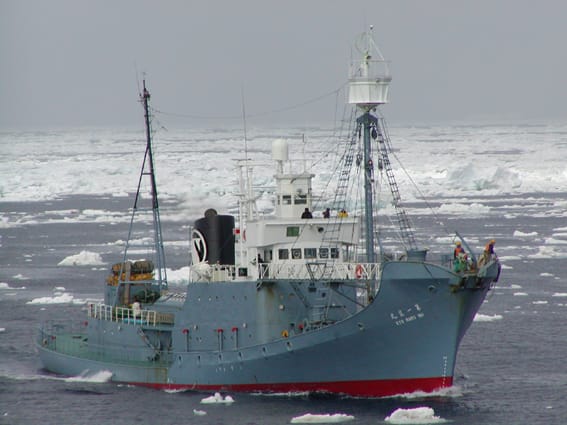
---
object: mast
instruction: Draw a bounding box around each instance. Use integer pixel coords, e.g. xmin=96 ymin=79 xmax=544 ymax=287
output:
xmin=141 ymin=80 xmax=168 ymax=290
xmin=348 ymin=27 xmax=392 ymax=264
xmin=120 ymin=81 xmax=167 ymax=292
xmin=358 ymin=111 xmax=378 ymax=263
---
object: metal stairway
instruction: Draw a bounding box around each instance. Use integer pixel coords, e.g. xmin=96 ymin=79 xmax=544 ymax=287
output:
xmin=318 ymin=117 xmax=359 ymax=278
xmin=376 ymin=117 xmax=417 ymax=250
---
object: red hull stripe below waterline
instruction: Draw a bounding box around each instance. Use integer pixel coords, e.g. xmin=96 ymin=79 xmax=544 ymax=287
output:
xmin=132 ymin=377 xmax=452 ymax=397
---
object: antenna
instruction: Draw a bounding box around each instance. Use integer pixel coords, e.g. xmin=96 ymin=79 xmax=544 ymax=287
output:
xmin=241 ymin=87 xmax=254 ymax=219
xmin=302 ymin=133 xmax=307 ymax=173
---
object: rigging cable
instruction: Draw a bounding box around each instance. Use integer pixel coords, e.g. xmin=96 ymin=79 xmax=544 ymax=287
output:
xmin=149 ymin=85 xmax=346 ymax=121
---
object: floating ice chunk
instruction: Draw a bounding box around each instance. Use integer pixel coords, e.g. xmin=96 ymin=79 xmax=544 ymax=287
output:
xmin=385 ymin=407 xmax=446 ymax=424
xmin=437 ymin=202 xmax=490 ymax=216
xmin=27 ymin=290 xmax=86 ymax=305
xmin=166 ymin=266 xmax=191 ymax=285
xmin=532 ymin=300 xmax=548 ymax=305
xmin=200 ymin=392 xmax=235 ymax=404
xmin=513 ymin=230 xmax=538 ymax=238
xmin=193 ymin=409 xmax=207 ymax=416
xmin=64 ymin=370 xmax=113 ymax=383
xmin=474 ymin=314 xmax=503 ymax=322
xmin=290 ymin=413 xmax=355 ymax=423
xmin=513 ymin=292 xmax=528 ymax=296
xmin=498 ymin=256 xmax=521 ymax=262
xmin=27 ymin=293 xmax=75 ymax=304
xmin=528 ymin=246 xmax=567 ymax=259
xmin=540 ymin=272 xmax=554 ymax=277
xmin=0 ymin=328 xmax=5 ymax=333
xmin=552 ymin=293 xmax=567 ymax=297
xmin=58 ymin=250 xmax=104 ymax=266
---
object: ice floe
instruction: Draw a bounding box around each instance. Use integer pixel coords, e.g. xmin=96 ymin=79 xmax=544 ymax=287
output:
xmin=0 ymin=282 xmax=26 ymax=290
xmin=474 ymin=313 xmax=503 ymax=322
xmin=384 ymin=407 xmax=446 ymax=424
xmin=513 ymin=230 xmax=538 ymax=238
xmin=27 ymin=288 xmax=87 ymax=305
xmin=200 ymin=392 xmax=235 ymax=404
xmin=58 ymin=250 xmax=104 ymax=266
xmin=290 ymin=413 xmax=354 ymax=423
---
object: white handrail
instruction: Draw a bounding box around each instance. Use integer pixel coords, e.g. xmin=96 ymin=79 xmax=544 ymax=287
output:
xmin=189 ymin=262 xmax=381 ymax=282
xmin=88 ymin=303 xmax=157 ymax=327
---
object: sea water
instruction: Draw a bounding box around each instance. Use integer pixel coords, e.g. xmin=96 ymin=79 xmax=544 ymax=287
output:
xmin=1 ymin=124 xmax=567 ymax=424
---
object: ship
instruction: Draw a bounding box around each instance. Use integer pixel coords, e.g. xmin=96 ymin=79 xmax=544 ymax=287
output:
xmin=37 ymin=29 xmax=501 ymax=397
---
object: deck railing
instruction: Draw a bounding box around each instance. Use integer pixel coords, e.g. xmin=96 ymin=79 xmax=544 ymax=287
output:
xmin=190 ymin=261 xmax=381 ymax=282
xmin=87 ymin=303 xmax=158 ymax=326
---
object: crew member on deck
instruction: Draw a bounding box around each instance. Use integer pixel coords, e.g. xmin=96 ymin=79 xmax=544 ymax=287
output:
xmin=454 ymin=241 xmax=465 ymax=258
xmin=323 ymin=208 xmax=330 ymax=218
xmin=132 ymin=297 xmax=142 ymax=318
xmin=479 ymin=239 xmax=496 ymax=266
xmin=301 ymin=208 xmax=313 ymax=219
xmin=338 ymin=209 xmax=348 ymax=218
xmin=484 ymin=239 xmax=496 ymax=259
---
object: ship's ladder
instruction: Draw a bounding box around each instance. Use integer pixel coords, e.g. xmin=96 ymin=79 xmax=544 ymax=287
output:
xmin=376 ymin=116 xmax=417 ymax=251
xmin=319 ymin=127 xmax=358 ymax=278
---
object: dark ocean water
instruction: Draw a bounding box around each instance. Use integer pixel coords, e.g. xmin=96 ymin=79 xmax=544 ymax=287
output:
xmin=1 ymin=194 xmax=567 ymax=425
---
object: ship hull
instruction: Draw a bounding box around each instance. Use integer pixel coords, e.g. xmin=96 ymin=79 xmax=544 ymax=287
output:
xmin=37 ymin=261 xmax=499 ymax=397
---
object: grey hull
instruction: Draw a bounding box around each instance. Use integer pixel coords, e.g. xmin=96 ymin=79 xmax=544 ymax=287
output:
xmin=38 ymin=260 xmax=499 ymax=397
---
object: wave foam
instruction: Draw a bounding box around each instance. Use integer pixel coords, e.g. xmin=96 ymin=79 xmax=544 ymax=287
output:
xmin=64 ymin=370 xmax=113 ymax=383
xmin=389 ymin=385 xmax=462 ymax=400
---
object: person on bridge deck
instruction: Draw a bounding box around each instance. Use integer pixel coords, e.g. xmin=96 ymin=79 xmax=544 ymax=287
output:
xmin=301 ymin=208 xmax=313 ymax=219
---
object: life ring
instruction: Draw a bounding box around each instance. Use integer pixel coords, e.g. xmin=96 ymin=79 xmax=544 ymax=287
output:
xmin=355 ymin=264 xmax=363 ymax=279
xmin=281 ymin=329 xmax=289 ymax=338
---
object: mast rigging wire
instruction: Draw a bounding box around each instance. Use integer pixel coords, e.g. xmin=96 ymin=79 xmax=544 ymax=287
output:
xmin=149 ymin=85 xmax=346 ymax=120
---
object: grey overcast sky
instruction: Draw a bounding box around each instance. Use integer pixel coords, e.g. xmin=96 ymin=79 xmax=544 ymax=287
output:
xmin=1 ymin=0 xmax=566 ymax=129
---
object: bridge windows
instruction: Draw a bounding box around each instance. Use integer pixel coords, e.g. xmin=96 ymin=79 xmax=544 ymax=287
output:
xmin=304 ymin=248 xmax=317 ymax=259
